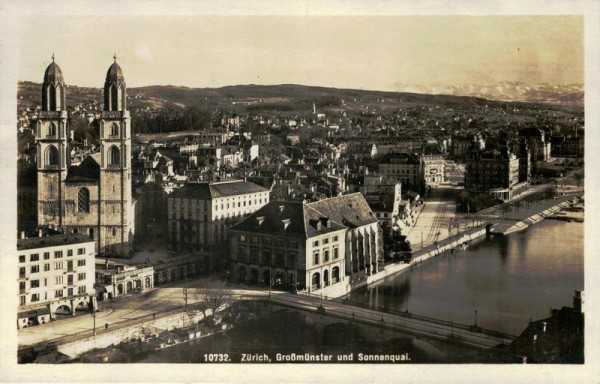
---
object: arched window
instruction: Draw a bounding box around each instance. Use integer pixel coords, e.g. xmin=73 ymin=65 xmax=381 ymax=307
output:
xmin=56 ymin=85 xmax=63 ymax=110
xmin=45 ymin=145 xmax=59 ymax=167
xmin=77 ymin=188 xmax=90 ymax=213
xmin=311 ymin=272 xmax=321 ymax=290
xmin=110 ymin=123 xmax=119 ymax=137
xmin=49 ymin=86 xmax=56 ymax=110
xmin=324 ymin=269 xmax=329 ymax=286
xmin=108 ymin=146 xmax=120 ymax=167
xmin=112 ymin=227 xmax=117 ymax=236
xmin=110 ymin=84 xmax=118 ymax=111
xmin=332 ymin=267 xmax=340 ymax=283
xmin=48 ymin=123 xmax=57 ymax=137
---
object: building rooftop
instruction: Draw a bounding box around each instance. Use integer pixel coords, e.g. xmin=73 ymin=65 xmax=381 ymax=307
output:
xmin=378 ymin=152 xmax=421 ymax=165
xmin=18 ymin=233 xmax=94 ymax=251
xmin=229 ymin=200 xmax=347 ymax=239
xmin=65 ymin=155 xmax=100 ymax=182
xmin=169 ymin=179 xmax=269 ymax=200
xmin=308 ymin=193 xmax=378 ymax=229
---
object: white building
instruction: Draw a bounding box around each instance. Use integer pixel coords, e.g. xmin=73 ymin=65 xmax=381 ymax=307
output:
xmin=167 ymin=179 xmax=270 ymax=273
xmin=17 ymin=233 xmax=96 ymax=329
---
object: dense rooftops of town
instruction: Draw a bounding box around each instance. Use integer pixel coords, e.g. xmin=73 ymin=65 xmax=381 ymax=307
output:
xmin=17 ymin=233 xmax=94 ymax=251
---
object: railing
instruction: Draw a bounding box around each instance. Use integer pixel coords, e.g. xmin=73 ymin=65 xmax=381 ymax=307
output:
xmin=332 ymin=295 xmax=518 ymax=340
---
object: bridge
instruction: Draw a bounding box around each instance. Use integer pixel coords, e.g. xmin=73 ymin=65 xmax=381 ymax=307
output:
xmin=271 ymin=291 xmax=517 ymax=349
xmin=461 ymin=192 xmax=583 ymax=235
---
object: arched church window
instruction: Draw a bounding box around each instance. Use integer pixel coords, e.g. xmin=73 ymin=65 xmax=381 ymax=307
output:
xmin=78 ymin=188 xmax=90 ymax=213
xmin=108 ymin=146 xmax=120 ymax=167
xmin=45 ymin=145 xmax=59 ymax=167
xmin=56 ymin=85 xmax=63 ymax=110
xmin=110 ymin=84 xmax=118 ymax=111
xmin=48 ymin=123 xmax=57 ymax=137
xmin=49 ymin=86 xmax=56 ymax=110
xmin=110 ymin=123 xmax=119 ymax=137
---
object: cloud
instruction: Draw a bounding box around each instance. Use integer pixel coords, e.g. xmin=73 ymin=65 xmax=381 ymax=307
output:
xmin=133 ymin=43 xmax=153 ymax=62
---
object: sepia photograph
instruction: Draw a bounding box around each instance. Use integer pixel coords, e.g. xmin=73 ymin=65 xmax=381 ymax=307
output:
xmin=1 ymin=0 xmax=599 ymax=382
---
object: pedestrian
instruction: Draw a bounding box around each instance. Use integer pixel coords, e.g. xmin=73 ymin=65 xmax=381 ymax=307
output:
xmin=105 ymin=323 xmax=108 ymax=331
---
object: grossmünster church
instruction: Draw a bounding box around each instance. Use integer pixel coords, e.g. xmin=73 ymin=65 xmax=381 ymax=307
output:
xmin=36 ymin=56 xmax=134 ymax=258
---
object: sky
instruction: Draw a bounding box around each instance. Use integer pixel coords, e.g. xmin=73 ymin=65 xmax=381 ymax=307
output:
xmin=14 ymin=15 xmax=583 ymax=91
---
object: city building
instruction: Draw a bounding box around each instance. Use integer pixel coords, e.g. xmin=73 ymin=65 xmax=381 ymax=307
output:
xmin=422 ymin=154 xmax=446 ymax=187
xmin=359 ymin=175 xmax=403 ymax=230
xmin=95 ymin=261 xmax=154 ymax=300
xmin=167 ymin=179 xmax=270 ymax=273
xmin=519 ymin=127 xmax=552 ymax=165
xmin=17 ymin=233 xmax=96 ymax=329
xmin=228 ymin=193 xmax=383 ymax=297
xmin=451 ymin=132 xmax=485 ymax=160
xmin=465 ymin=149 xmax=528 ymax=202
xmin=377 ymin=152 xmax=424 ymax=192
xmin=35 ymin=57 xmax=135 ymax=257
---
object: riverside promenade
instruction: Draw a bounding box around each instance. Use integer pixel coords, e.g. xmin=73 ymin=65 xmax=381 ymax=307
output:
xmin=354 ymin=191 xmax=583 ymax=290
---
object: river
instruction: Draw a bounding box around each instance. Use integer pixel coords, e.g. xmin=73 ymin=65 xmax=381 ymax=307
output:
xmin=348 ymin=220 xmax=584 ymax=336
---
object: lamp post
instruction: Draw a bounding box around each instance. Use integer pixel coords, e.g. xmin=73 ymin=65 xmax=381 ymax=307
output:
xmin=92 ymin=309 xmax=96 ymax=336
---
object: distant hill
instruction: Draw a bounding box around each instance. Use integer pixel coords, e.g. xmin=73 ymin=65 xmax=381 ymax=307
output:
xmin=400 ymin=82 xmax=583 ymax=108
xmin=17 ymin=81 xmax=582 ymax=113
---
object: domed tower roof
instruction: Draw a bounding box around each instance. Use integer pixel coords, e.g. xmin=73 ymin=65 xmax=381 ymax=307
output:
xmin=43 ymin=56 xmax=64 ymax=83
xmin=106 ymin=54 xmax=124 ymax=82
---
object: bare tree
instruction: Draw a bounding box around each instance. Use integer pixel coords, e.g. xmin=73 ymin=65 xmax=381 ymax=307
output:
xmin=195 ymin=280 xmax=233 ymax=318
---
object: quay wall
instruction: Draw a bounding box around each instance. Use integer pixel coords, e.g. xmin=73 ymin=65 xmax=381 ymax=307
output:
xmin=349 ymin=195 xmax=582 ymax=293
xmin=57 ymin=310 xmax=208 ymax=359
xmin=349 ymin=228 xmax=487 ymax=292
xmin=493 ymin=196 xmax=581 ymax=235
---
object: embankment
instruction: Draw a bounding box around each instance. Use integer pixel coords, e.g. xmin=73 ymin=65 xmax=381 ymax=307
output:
xmin=492 ymin=196 xmax=582 ymax=235
xmin=351 ymin=227 xmax=487 ymax=291
xmin=56 ymin=310 xmax=208 ymax=359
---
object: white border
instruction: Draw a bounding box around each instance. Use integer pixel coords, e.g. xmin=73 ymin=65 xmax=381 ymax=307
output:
xmin=1 ymin=1 xmax=598 ymax=383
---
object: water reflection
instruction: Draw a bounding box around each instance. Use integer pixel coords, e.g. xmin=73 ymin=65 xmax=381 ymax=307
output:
xmin=349 ymin=221 xmax=583 ymax=335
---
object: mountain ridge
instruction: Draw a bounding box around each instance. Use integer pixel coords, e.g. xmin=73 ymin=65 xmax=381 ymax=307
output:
xmin=17 ymin=81 xmax=583 ymax=112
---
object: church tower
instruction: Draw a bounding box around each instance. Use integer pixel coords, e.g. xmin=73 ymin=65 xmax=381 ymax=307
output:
xmin=36 ymin=55 xmax=69 ymax=228
xmin=99 ymin=55 xmax=133 ymax=257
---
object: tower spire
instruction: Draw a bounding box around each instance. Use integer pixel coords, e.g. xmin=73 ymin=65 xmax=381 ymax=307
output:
xmin=52 ymin=53 xmax=55 ymax=63
xmin=113 ymin=52 xmax=117 ymax=63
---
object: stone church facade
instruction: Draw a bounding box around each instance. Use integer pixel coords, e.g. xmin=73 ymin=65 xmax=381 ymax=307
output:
xmin=36 ymin=57 xmax=134 ymax=257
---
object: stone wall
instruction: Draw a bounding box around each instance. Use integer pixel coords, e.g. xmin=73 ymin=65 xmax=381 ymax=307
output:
xmin=57 ymin=309 xmax=208 ymax=358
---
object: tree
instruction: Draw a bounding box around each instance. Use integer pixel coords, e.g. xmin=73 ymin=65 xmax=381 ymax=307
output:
xmin=195 ymin=279 xmax=233 ymax=318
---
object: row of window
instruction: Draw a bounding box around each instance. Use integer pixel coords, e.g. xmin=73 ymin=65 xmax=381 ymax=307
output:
xmin=19 ymin=248 xmax=86 ymax=263
xmin=383 ymin=168 xmax=418 ymax=174
xmin=239 ymin=235 xmax=299 ymax=248
xmin=312 ymin=236 xmax=339 ymax=247
xmin=313 ymin=247 xmax=339 ymax=265
xmin=20 ymin=272 xmax=87 ymax=290
xmin=40 ymin=122 xmax=120 ymax=139
xmin=237 ymin=247 xmax=298 ymax=268
xmin=171 ymin=194 xmax=268 ymax=212
xmin=19 ymin=259 xmax=87 ymax=277
xmin=23 ymin=285 xmax=87 ymax=304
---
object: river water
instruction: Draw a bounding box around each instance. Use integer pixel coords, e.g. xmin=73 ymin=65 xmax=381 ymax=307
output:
xmin=348 ymin=220 xmax=584 ymax=336
xmin=74 ymin=220 xmax=582 ymax=363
